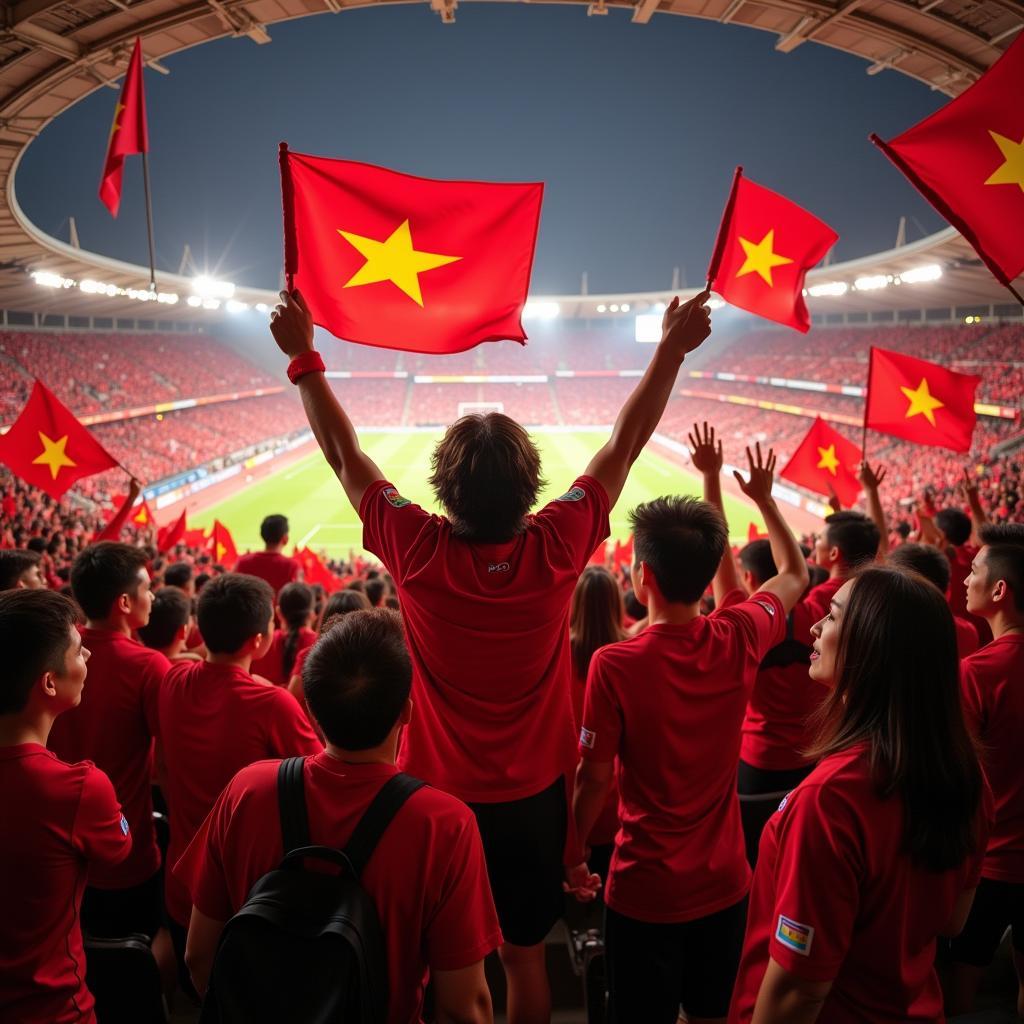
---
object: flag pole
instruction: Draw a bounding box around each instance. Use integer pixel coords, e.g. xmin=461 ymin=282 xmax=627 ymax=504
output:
xmin=705 ymin=166 xmax=743 ymax=294
xmin=141 ymin=150 xmax=157 ymax=291
xmin=1006 ymin=281 xmax=1024 ymax=307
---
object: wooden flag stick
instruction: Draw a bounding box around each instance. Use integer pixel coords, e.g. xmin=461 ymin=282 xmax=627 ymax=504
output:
xmin=141 ymin=150 xmax=157 ymax=291
xmin=1006 ymin=281 xmax=1024 ymax=307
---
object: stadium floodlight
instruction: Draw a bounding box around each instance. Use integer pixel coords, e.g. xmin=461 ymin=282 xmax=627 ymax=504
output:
xmin=807 ymin=281 xmax=849 ymax=298
xmin=201 ymin=298 xmax=221 ymax=310
xmin=225 ymin=299 xmax=249 ymax=314
xmin=191 ymin=275 xmax=235 ymax=300
xmin=706 ymin=297 xmax=725 ymax=310
xmin=621 ymin=303 xmax=630 ymax=312
xmin=635 ymin=314 xmax=662 ymax=343
xmin=187 ymin=296 xmax=202 ymax=308
xmin=255 ymin=302 xmax=269 ymax=314
xmin=898 ymin=264 xmax=942 ymax=284
xmin=596 ymin=304 xmax=607 ymax=313
xmin=610 ymin=303 xmax=620 ymax=312
xmin=854 ymin=275 xmax=889 ymax=291
xmin=522 ymin=300 xmax=560 ymax=320
xmin=31 ymin=271 xmax=74 ymax=289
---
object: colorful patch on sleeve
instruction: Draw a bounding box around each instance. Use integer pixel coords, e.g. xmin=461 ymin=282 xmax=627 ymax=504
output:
xmin=120 ymin=814 xmax=130 ymax=836
xmin=752 ymin=598 xmax=776 ymax=617
xmin=556 ymin=486 xmax=586 ymax=502
xmin=776 ymin=915 xmax=814 ymax=956
xmin=382 ymin=487 xmax=411 ymax=509
xmin=579 ymin=727 xmax=596 ymax=749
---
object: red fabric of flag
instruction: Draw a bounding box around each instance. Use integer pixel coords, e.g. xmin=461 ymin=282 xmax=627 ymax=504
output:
xmin=183 ymin=528 xmax=208 ymax=549
xmin=708 ymin=169 xmax=838 ymax=333
xmin=870 ymin=34 xmax=1024 ymax=286
xmin=0 ymin=381 xmax=119 ymax=500
xmin=864 ymin=347 xmax=980 ymax=453
xmin=280 ymin=146 xmax=544 ymax=354
xmin=157 ymin=510 xmax=187 ymax=553
xmin=208 ymin=520 xmax=238 ymax=569
xmin=296 ymin=546 xmax=340 ymax=593
xmin=107 ymin=494 xmax=154 ymax=529
xmin=99 ymin=37 xmax=148 ymax=217
xmin=779 ymin=417 xmax=862 ymax=506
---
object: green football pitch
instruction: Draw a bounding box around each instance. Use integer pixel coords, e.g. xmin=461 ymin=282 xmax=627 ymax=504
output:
xmin=192 ymin=430 xmax=765 ymax=559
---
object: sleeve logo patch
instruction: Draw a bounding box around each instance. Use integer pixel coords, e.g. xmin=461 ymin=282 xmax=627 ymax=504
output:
xmin=488 ymin=561 xmax=511 ymax=573
xmin=752 ymin=599 xmax=776 ymax=617
xmin=579 ymin=727 xmax=596 ymax=749
xmin=119 ymin=814 xmax=130 ymax=836
xmin=382 ymin=487 xmax=411 ymax=509
xmin=777 ymin=794 xmax=789 ymax=813
xmin=557 ymin=486 xmax=586 ymax=502
xmin=776 ymin=915 xmax=814 ymax=956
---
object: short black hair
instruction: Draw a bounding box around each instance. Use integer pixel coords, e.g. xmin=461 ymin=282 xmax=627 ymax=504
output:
xmin=26 ymin=536 xmax=46 ymax=554
xmin=738 ymin=539 xmax=777 ymax=587
xmin=888 ymin=543 xmax=950 ymax=594
xmin=137 ymin=587 xmax=191 ymax=650
xmin=260 ymin=514 xmax=289 ymax=546
xmin=629 ymin=496 xmax=728 ymax=604
xmin=0 ymin=590 xmax=82 ymax=714
xmin=321 ymin=588 xmax=371 ymax=623
xmin=364 ymin=579 xmax=386 ymax=607
xmin=935 ymin=508 xmax=973 ymax=547
xmin=0 ymin=549 xmax=42 ymax=591
xmin=70 ymin=542 xmax=149 ymax=621
xmin=163 ymin=561 xmax=194 ymax=590
xmin=197 ymin=573 xmax=274 ymax=654
xmin=979 ymin=524 xmax=1024 ymax=613
xmin=303 ymin=609 xmax=412 ymax=750
xmin=824 ymin=511 xmax=880 ymax=569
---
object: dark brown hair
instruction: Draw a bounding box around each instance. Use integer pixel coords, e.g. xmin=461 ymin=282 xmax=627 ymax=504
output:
xmin=0 ymin=549 xmax=42 ymax=591
xmin=429 ymin=413 xmax=545 ymax=542
xmin=979 ymin=524 xmax=1024 ymax=613
xmin=570 ymin=566 xmax=627 ymax=681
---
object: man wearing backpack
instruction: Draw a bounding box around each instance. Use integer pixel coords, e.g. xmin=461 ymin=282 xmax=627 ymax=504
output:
xmin=175 ymin=608 xmax=501 ymax=1024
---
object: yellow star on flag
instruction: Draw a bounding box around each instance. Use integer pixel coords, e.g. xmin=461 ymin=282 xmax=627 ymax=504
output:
xmin=108 ymin=102 xmax=124 ymax=142
xmin=32 ymin=431 xmax=77 ymax=481
xmin=338 ymin=219 xmax=461 ymax=307
xmin=736 ymin=229 xmax=795 ymax=286
xmin=900 ymin=377 xmax=945 ymax=426
xmin=216 ymin=542 xmax=227 ymax=561
xmin=984 ymin=130 xmax=1024 ymax=192
xmin=816 ymin=445 xmax=840 ymax=476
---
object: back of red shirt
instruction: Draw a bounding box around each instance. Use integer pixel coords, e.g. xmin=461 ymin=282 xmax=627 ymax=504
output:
xmin=236 ymin=550 xmax=300 ymax=594
xmin=174 ymin=755 xmax=502 ymax=1024
xmin=0 ymin=745 xmax=131 ymax=1024
xmin=157 ymin=660 xmax=322 ymax=924
xmin=581 ymin=593 xmax=786 ymax=922
xmin=250 ymin=626 xmax=317 ymax=685
xmin=961 ymin=634 xmax=1024 ymax=882
xmin=48 ymin=628 xmax=168 ymax=888
xmin=730 ymin=747 xmax=987 ymax=1023
xmin=360 ymin=476 xmax=609 ymax=803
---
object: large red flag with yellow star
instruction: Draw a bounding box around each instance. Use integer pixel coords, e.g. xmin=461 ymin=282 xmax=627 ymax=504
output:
xmin=707 ymin=169 xmax=838 ymax=333
xmin=870 ymin=34 xmax=1024 ymax=287
xmin=780 ymin=417 xmax=863 ymax=506
xmin=208 ymin=520 xmax=238 ymax=568
xmin=0 ymin=381 xmax=119 ymax=499
xmin=864 ymin=347 xmax=979 ymax=452
xmin=99 ymin=37 xmax=148 ymax=217
xmin=279 ymin=145 xmax=544 ymax=354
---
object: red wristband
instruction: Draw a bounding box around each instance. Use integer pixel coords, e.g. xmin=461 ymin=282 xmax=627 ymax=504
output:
xmin=287 ymin=350 xmax=325 ymax=385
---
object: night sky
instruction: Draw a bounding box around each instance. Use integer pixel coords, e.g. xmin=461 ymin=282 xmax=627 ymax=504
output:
xmin=18 ymin=5 xmax=949 ymax=295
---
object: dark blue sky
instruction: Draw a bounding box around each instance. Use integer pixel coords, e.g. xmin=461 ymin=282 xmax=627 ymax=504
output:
xmin=19 ymin=5 xmax=948 ymax=294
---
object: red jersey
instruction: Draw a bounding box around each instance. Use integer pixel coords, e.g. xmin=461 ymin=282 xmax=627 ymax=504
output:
xmin=174 ymin=755 xmax=502 ymax=1024
xmin=954 ymin=615 xmax=980 ymax=659
xmin=790 ymin=575 xmax=844 ymax=645
xmin=48 ymin=627 xmax=168 ymax=888
xmin=250 ymin=626 xmax=317 ymax=685
xmin=360 ymin=476 xmax=610 ymax=803
xmin=235 ymin=550 xmax=301 ymax=594
xmin=730 ymin=746 xmax=987 ymax=1023
xmin=580 ymin=592 xmax=786 ymax=923
xmin=961 ymin=633 xmax=1024 ymax=882
xmin=156 ymin=660 xmax=323 ymax=924
xmin=0 ymin=745 xmax=131 ymax=1024
xmin=571 ymin=661 xmax=619 ymax=847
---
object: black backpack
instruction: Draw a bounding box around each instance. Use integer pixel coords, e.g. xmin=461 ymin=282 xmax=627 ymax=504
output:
xmin=199 ymin=756 xmax=425 ymax=1024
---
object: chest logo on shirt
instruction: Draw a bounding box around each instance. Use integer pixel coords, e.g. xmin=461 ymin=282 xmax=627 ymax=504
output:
xmin=776 ymin=915 xmax=814 ymax=956
xmin=382 ymin=487 xmax=411 ymax=508
xmin=579 ymin=727 xmax=596 ymax=749
xmin=556 ymin=486 xmax=586 ymax=502
xmin=119 ymin=814 xmax=130 ymax=836
xmin=488 ymin=561 xmax=511 ymax=573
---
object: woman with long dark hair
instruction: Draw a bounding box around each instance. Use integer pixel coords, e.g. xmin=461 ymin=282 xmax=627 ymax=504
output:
xmin=250 ymin=581 xmax=316 ymax=686
xmin=729 ymin=566 xmax=987 ymax=1023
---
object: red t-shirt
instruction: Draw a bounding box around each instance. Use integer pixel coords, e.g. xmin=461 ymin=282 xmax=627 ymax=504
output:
xmin=954 ymin=615 xmax=980 ymax=659
xmin=961 ymin=633 xmax=1024 ymax=882
xmin=580 ymin=592 xmax=786 ymax=923
xmin=0 ymin=745 xmax=132 ymax=1024
xmin=789 ymin=575 xmax=844 ymax=645
xmin=360 ymin=476 xmax=610 ymax=803
xmin=571 ymin=662 xmax=619 ymax=847
xmin=729 ymin=746 xmax=987 ymax=1023
xmin=157 ymin=660 xmax=323 ymax=924
xmin=250 ymin=626 xmax=318 ymax=685
xmin=235 ymin=550 xmax=301 ymax=594
xmin=174 ymin=755 xmax=502 ymax=1024
xmin=48 ymin=627 xmax=168 ymax=888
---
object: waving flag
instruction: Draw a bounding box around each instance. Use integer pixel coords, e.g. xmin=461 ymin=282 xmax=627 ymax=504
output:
xmin=780 ymin=417 xmax=863 ymax=506
xmin=157 ymin=509 xmax=187 ymax=553
xmin=99 ymin=37 xmax=148 ymax=217
xmin=208 ymin=520 xmax=238 ymax=568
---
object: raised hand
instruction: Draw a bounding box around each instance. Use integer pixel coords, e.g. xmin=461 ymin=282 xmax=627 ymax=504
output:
xmin=270 ymin=289 xmax=314 ymax=358
xmin=733 ymin=442 xmax=777 ymax=506
xmin=127 ymin=476 xmax=143 ymax=502
xmin=960 ymin=466 xmax=979 ymax=500
xmin=826 ymin=483 xmax=842 ymax=515
xmin=660 ymin=291 xmax=712 ymax=360
xmin=687 ymin=421 xmax=723 ymax=476
xmin=858 ymin=461 xmax=887 ymax=491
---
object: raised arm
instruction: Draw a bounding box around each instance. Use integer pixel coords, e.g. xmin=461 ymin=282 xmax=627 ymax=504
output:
xmin=585 ymin=292 xmax=712 ymax=508
xmin=961 ymin=466 xmax=989 ymax=540
xmin=270 ymin=290 xmax=384 ymax=513
xmin=858 ymin=461 xmax=889 ymax=558
xmin=688 ymin=421 xmax=743 ymax=605
xmin=733 ymin=443 xmax=809 ymax=614
xmin=93 ymin=476 xmax=142 ymax=544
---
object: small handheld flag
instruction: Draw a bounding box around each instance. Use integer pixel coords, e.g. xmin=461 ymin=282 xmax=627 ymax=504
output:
xmin=208 ymin=520 xmax=238 ymax=568
xmin=779 ymin=417 xmax=863 ymax=507
xmin=157 ymin=509 xmax=187 ymax=553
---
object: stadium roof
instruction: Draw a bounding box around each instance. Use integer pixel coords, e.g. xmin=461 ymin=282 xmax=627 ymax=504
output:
xmin=0 ymin=0 xmax=1021 ymax=324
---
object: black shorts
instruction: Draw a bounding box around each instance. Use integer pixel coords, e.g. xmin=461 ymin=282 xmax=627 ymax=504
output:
xmin=604 ymin=897 xmax=749 ymax=1023
xmin=737 ymin=759 xmax=815 ymax=796
xmin=949 ymin=877 xmax=1024 ymax=967
xmin=81 ymin=870 xmax=163 ymax=940
xmin=467 ymin=777 xmax=567 ymax=947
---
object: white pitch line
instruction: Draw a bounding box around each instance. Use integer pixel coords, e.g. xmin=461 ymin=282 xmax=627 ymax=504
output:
xmin=296 ymin=523 xmax=322 ymax=548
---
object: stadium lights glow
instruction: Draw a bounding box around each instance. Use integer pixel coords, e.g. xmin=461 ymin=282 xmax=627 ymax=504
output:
xmin=522 ymin=300 xmax=560 ymax=320
xmin=621 ymin=303 xmax=630 ymax=312
xmin=634 ymin=314 xmax=662 ymax=343
xmin=898 ymin=264 xmax=942 ymax=284
xmin=854 ymin=275 xmax=891 ymax=291
xmin=706 ymin=297 xmax=725 ymax=310
xmin=201 ymin=298 xmax=221 ymax=311
xmin=187 ymin=296 xmax=202 ymax=308
xmin=225 ymin=299 xmax=249 ymax=314
xmin=32 ymin=270 xmax=178 ymax=304
xmin=254 ymin=303 xmax=269 ymax=314
xmin=596 ymin=304 xmax=607 ymax=313
xmin=807 ymin=281 xmax=849 ymax=298
xmin=610 ymin=303 xmax=620 ymax=312
xmin=31 ymin=271 xmax=75 ymax=289
xmin=191 ymin=275 xmax=235 ymax=300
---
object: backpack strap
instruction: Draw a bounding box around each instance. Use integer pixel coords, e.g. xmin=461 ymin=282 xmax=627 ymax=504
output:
xmin=343 ymin=773 xmax=425 ymax=878
xmin=277 ymin=756 xmax=310 ymax=855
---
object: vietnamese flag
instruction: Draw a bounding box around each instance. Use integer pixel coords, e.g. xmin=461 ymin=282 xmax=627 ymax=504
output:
xmin=780 ymin=417 xmax=863 ymax=507
xmin=279 ymin=146 xmax=544 ymax=354
xmin=157 ymin=509 xmax=187 ymax=553
xmin=183 ymin=528 xmax=208 ymax=549
xmin=108 ymin=493 xmax=154 ymax=529
xmin=208 ymin=520 xmax=238 ymax=568
xmin=296 ymin=546 xmax=340 ymax=593
xmin=864 ymin=347 xmax=980 ymax=452
xmin=0 ymin=381 xmax=118 ymax=500
xmin=707 ymin=168 xmax=838 ymax=333
xmin=613 ymin=535 xmax=634 ymax=567
xmin=870 ymin=34 xmax=1024 ymax=287
xmin=99 ymin=37 xmax=148 ymax=217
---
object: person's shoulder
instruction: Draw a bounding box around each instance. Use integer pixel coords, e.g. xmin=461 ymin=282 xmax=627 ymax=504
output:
xmin=229 ymin=758 xmax=282 ymax=793
xmin=164 ymin=657 xmax=201 ymax=687
xmin=122 ymin=635 xmax=172 ymax=671
xmin=589 ymin=631 xmax=651 ymax=673
xmin=401 ymin=782 xmax=479 ymax=836
xmin=965 ymin=634 xmax=1024 ymax=677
